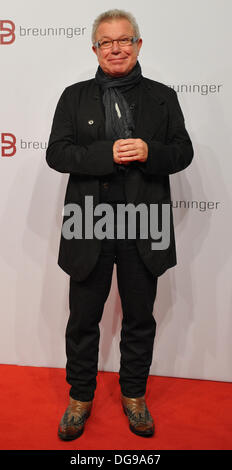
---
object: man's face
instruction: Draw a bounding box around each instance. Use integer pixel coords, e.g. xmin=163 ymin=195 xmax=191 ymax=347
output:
xmin=92 ymin=18 xmax=142 ymax=77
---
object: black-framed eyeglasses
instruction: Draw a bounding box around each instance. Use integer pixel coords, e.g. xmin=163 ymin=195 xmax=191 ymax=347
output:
xmin=94 ymin=36 xmax=138 ymax=49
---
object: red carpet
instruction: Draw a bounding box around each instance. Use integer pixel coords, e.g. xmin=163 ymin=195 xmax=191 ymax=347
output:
xmin=0 ymin=364 xmax=231 ymax=450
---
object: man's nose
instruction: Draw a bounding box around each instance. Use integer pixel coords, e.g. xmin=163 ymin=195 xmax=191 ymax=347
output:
xmin=111 ymin=40 xmax=120 ymax=52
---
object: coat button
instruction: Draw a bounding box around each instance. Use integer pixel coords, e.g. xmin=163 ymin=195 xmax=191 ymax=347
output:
xmin=88 ymin=120 xmax=94 ymax=125
xmin=102 ymin=182 xmax=109 ymax=189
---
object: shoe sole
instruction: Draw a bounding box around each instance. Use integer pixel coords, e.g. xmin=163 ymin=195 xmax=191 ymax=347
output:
xmin=122 ymin=404 xmax=155 ymax=437
xmin=58 ymin=427 xmax=84 ymax=441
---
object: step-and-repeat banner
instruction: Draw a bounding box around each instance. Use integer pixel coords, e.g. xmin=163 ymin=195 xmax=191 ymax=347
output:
xmin=1 ymin=0 xmax=231 ymax=382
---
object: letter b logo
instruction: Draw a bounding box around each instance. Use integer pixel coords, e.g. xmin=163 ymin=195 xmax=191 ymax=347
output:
xmin=0 ymin=20 xmax=16 ymax=45
xmin=1 ymin=133 xmax=17 ymax=157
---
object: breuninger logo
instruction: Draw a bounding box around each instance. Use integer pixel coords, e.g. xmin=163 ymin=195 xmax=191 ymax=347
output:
xmin=0 ymin=19 xmax=86 ymax=44
xmin=62 ymin=196 xmax=170 ymax=251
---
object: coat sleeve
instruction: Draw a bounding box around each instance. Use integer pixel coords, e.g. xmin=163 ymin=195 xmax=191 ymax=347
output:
xmin=46 ymin=88 xmax=116 ymax=176
xmin=141 ymin=89 xmax=194 ymax=175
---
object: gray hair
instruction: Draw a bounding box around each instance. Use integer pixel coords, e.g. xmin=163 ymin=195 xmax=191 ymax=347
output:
xmin=91 ymin=9 xmax=140 ymax=43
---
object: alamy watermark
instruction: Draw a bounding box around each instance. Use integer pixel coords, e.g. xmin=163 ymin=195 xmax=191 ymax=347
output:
xmin=62 ymin=196 xmax=170 ymax=251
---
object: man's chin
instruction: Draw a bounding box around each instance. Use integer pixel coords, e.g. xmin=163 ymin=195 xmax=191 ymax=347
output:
xmin=107 ymin=65 xmax=130 ymax=77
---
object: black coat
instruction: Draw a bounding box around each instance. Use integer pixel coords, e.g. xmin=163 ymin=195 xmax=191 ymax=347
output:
xmin=46 ymin=76 xmax=193 ymax=281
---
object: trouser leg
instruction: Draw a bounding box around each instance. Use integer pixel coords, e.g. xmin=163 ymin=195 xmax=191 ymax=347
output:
xmin=65 ymin=239 xmax=115 ymax=401
xmin=116 ymin=239 xmax=158 ymax=398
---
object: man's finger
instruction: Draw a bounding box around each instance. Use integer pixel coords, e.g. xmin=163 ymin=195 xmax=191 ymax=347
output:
xmin=120 ymin=156 xmax=139 ymax=162
xmin=117 ymin=139 xmax=136 ymax=147
xmin=117 ymin=144 xmax=137 ymax=152
xmin=118 ymin=149 xmax=137 ymax=157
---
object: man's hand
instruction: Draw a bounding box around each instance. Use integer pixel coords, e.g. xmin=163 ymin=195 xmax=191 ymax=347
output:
xmin=113 ymin=138 xmax=148 ymax=165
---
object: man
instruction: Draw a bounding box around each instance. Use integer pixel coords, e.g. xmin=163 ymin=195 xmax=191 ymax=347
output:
xmin=46 ymin=9 xmax=193 ymax=440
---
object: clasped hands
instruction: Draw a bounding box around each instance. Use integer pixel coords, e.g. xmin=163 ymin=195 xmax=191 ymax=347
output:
xmin=113 ymin=138 xmax=148 ymax=166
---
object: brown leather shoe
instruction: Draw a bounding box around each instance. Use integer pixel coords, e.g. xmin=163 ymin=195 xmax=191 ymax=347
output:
xmin=58 ymin=397 xmax=92 ymax=441
xmin=121 ymin=394 xmax=154 ymax=437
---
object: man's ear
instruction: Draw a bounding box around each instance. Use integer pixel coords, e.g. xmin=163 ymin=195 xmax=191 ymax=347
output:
xmin=92 ymin=45 xmax=97 ymax=56
xmin=137 ymin=38 xmax=143 ymax=55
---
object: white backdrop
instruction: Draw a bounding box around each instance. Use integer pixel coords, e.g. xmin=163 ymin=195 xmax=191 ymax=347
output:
xmin=1 ymin=0 xmax=232 ymax=382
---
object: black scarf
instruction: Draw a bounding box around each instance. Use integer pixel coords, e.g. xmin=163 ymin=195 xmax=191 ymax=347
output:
xmin=95 ymin=61 xmax=142 ymax=140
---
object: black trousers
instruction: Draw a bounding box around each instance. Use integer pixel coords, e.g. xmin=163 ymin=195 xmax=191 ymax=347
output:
xmin=65 ymin=235 xmax=158 ymax=402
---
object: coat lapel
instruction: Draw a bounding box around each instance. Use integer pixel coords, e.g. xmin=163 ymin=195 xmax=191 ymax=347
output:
xmin=134 ymin=78 xmax=166 ymax=141
xmin=77 ymin=81 xmax=106 ymax=144
xmin=90 ymin=83 xmax=105 ymax=140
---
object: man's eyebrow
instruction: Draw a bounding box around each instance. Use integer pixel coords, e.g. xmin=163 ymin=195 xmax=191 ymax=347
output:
xmin=98 ymin=34 xmax=131 ymax=40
